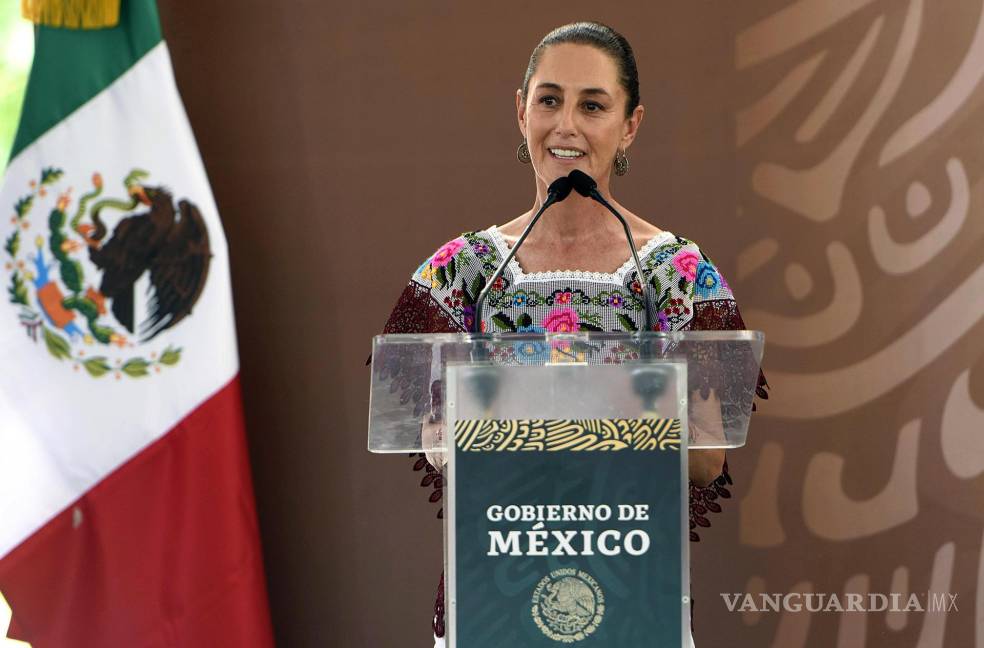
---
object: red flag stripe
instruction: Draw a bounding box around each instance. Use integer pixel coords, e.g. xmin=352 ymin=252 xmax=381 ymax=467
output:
xmin=0 ymin=375 xmax=273 ymax=647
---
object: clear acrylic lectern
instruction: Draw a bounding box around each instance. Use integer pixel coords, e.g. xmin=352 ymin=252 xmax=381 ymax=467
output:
xmin=368 ymin=331 xmax=764 ymax=647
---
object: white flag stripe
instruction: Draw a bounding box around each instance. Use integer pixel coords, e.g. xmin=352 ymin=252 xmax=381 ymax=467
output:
xmin=0 ymin=42 xmax=238 ymax=559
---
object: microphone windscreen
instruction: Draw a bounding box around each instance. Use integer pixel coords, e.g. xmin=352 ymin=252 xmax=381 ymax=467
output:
xmin=568 ymin=169 xmax=597 ymax=197
xmin=547 ymin=176 xmax=574 ymax=202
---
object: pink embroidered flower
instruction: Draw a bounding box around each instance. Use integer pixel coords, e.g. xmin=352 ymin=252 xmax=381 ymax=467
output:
xmin=543 ymin=307 xmax=579 ymax=333
xmin=431 ymin=238 xmax=467 ymax=267
xmin=672 ymin=249 xmax=700 ymax=281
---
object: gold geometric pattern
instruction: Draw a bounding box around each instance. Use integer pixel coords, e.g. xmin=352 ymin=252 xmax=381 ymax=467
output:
xmin=454 ymin=418 xmax=681 ymax=452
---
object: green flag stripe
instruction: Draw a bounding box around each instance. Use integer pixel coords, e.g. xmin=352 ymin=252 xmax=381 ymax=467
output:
xmin=9 ymin=0 xmax=163 ymax=162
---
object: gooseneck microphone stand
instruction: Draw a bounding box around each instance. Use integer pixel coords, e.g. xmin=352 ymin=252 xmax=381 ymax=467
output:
xmin=464 ymin=176 xmax=574 ymax=410
xmin=567 ymin=169 xmax=655 ymax=332
xmin=472 ymin=175 xmax=575 ymax=333
xmin=567 ymin=170 xmax=665 ymax=404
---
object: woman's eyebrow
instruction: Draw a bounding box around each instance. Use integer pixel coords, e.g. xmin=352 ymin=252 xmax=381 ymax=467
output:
xmin=581 ymin=88 xmax=611 ymax=98
xmin=534 ymin=82 xmax=611 ymax=98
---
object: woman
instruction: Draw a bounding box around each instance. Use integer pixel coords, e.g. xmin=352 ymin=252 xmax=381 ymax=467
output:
xmin=381 ymin=21 xmax=769 ymax=648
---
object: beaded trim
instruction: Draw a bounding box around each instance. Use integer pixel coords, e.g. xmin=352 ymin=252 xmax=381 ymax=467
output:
xmin=485 ymin=225 xmax=674 ymax=284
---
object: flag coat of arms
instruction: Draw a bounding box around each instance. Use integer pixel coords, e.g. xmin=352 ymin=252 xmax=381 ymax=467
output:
xmin=0 ymin=1 xmax=274 ymax=645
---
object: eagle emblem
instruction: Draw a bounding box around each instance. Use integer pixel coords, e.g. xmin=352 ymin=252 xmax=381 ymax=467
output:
xmin=4 ymin=168 xmax=211 ymax=378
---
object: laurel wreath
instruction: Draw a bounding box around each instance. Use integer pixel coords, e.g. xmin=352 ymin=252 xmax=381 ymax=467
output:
xmin=5 ymin=167 xmax=183 ymax=379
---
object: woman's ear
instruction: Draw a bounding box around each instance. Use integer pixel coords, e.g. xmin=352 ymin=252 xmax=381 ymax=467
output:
xmin=621 ymin=103 xmax=645 ymax=150
xmin=516 ymin=88 xmax=527 ymax=139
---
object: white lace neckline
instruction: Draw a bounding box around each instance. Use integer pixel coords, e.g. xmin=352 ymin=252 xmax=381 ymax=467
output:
xmin=485 ymin=225 xmax=674 ymax=284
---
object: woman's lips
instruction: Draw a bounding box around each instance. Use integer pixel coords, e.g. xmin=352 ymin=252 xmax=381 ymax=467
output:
xmin=547 ymin=148 xmax=586 ymax=162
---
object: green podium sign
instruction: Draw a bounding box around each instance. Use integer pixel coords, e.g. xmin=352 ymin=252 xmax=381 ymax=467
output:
xmin=448 ymin=418 xmax=688 ymax=646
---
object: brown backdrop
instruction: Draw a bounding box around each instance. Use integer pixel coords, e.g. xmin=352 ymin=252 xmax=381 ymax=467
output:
xmin=157 ymin=1 xmax=984 ymax=646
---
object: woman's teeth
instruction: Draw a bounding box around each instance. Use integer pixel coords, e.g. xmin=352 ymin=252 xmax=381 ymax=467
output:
xmin=549 ymin=148 xmax=584 ymax=159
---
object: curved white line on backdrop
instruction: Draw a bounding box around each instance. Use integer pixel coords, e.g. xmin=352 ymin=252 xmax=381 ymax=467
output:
xmin=796 ymin=16 xmax=884 ymax=143
xmin=737 ymin=0 xmax=877 ymax=70
xmin=869 ymin=158 xmax=969 ymax=275
xmin=914 ymin=542 xmax=955 ymax=648
xmin=768 ymin=581 xmax=814 ymax=648
xmin=941 ymin=368 xmax=984 ymax=479
xmin=886 ymin=566 xmax=910 ymax=631
xmin=737 ymin=238 xmax=780 ymax=280
xmin=836 ymin=573 xmax=870 ymax=648
xmin=737 ymin=52 xmax=827 ymax=148
xmin=880 ymin=0 xmax=984 ymax=165
xmin=752 ymin=0 xmax=922 ymax=221
xmin=742 ymin=242 xmax=862 ymax=348
xmin=908 ymin=181 xmax=932 ymax=216
xmin=785 ymin=263 xmax=814 ymax=300
xmin=760 ymin=260 xmax=984 ymax=419
xmin=740 ymin=442 xmax=786 ymax=548
xmin=741 ymin=575 xmax=767 ymax=626
xmin=803 ymin=419 xmax=919 ymax=540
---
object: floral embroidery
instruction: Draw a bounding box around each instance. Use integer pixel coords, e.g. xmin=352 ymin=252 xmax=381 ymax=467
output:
xmin=601 ymin=343 xmax=640 ymax=364
xmin=672 ymin=249 xmax=700 ymax=281
xmin=432 ymin=238 xmax=466 ymax=268
xmin=695 ymin=261 xmax=720 ymax=299
xmin=461 ymin=305 xmax=486 ymax=332
xmin=463 ymin=231 xmax=504 ymax=274
xmin=421 ymin=263 xmax=435 ymax=286
xmin=543 ymin=306 xmax=579 ymax=332
xmin=647 ymin=244 xmax=682 ymax=270
xmin=550 ymin=343 xmax=586 ymax=363
xmin=514 ymin=324 xmax=550 ymax=364
xmin=547 ymin=288 xmax=589 ymax=307
xmin=657 ymin=310 xmax=670 ymax=331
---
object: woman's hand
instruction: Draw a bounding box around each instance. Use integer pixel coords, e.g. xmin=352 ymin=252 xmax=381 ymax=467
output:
xmin=689 ymin=448 xmax=726 ymax=487
xmin=421 ymin=416 xmax=447 ymax=472
xmin=688 ymin=388 xmax=726 ymax=486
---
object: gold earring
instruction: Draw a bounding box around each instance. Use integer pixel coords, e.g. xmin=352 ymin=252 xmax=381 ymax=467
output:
xmin=614 ymin=148 xmax=629 ymax=176
xmin=517 ymin=141 xmax=531 ymax=164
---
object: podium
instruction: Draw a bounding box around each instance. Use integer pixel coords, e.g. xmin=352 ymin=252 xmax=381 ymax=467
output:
xmin=369 ymin=331 xmax=764 ymax=647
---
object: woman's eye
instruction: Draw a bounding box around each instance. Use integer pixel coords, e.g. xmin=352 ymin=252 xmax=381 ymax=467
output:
xmin=539 ymin=96 xmax=558 ymax=106
xmin=584 ymin=102 xmax=603 ymax=112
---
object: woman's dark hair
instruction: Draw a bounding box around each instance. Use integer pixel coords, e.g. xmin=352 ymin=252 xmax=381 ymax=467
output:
xmin=521 ymin=22 xmax=640 ymax=118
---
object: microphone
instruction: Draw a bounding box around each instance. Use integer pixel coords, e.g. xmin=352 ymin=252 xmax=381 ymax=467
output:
xmin=568 ymin=170 xmax=655 ymax=332
xmin=467 ymin=176 xmax=574 ymax=412
xmin=472 ymin=175 xmax=574 ymax=333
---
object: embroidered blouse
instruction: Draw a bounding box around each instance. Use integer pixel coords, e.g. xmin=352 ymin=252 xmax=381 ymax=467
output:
xmin=380 ymin=226 xmax=770 ymax=638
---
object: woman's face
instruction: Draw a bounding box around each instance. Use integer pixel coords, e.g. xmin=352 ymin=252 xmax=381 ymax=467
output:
xmin=517 ymin=43 xmax=644 ymax=192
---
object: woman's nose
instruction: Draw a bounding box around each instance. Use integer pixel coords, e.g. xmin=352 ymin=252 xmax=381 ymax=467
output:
xmin=554 ymin=104 xmax=578 ymax=137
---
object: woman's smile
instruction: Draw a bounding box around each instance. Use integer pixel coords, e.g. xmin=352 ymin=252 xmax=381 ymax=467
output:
xmin=547 ymin=146 xmax=586 ymax=162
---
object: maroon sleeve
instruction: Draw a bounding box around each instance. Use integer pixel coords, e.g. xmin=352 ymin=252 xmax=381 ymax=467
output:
xmin=684 ymin=298 xmax=770 ymax=542
xmin=377 ymin=279 xmax=463 ymax=639
xmin=377 ymin=280 xmax=464 ymax=522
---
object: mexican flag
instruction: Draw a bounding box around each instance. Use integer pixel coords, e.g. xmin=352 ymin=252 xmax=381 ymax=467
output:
xmin=0 ymin=1 xmax=274 ymax=645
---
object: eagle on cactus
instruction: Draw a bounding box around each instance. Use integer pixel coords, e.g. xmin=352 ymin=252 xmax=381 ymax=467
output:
xmin=5 ymin=167 xmax=211 ymax=377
